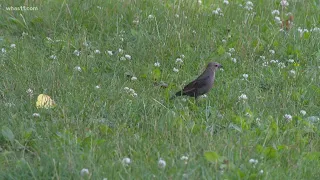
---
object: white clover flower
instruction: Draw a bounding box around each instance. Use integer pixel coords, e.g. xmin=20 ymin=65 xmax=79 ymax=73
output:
xmin=107 ymin=50 xmax=113 ymax=55
xmin=119 ymin=56 xmax=126 ymax=61
xmin=300 ymin=110 xmax=306 ymax=116
xmin=10 ymin=44 xmax=16 ymax=48
xmin=154 ymin=62 xmax=160 ymax=67
xmin=74 ymin=66 xmax=82 ymax=72
xmin=200 ymin=94 xmax=208 ymax=98
xmin=244 ymin=1 xmax=253 ymax=11
xmin=22 ymin=32 xmax=28 ymax=36
xmin=213 ymin=8 xmax=223 ymax=16
xmin=311 ymin=27 xmax=320 ymax=32
xmin=180 ymin=54 xmax=185 ymax=59
xmin=173 ymin=67 xmax=179 ymax=72
xmin=242 ymin=74 xmax=248 ymax=79
xmin=270 ymin=59 xmax=278 ymax=64
xmin=222 ymin=39 xmax=227 ymax=43
xmin=249 ymin=159 xmax=258 ymax=165
xmin=176 ymin=58 xmax=183 ymax=64
xmin=95 ymin=85 xmax=101 ymax=89
xmin=148 ymin=14 xmax=155 ymax=19
xmin=262 ymin=62 xmax=269 ymax=67
xmin=49 ymin=55 xmax=57 ymax=60
xmin=46 ymin=37 xmax=53 ymax=41
xmin=260 ymin=56 xmax=265 ymax=60
xmin=125 ymin=54 xmax=131 ymax=60
xmin=289 ymin=69 xmax=296 ymax=76
xmin=26 ymin=88 xmax=33 ymax=95
xmin=132 ymin=92 xmax=138 ymax=97
xmin=239 ymin=94 xmax=248 ymax=100
xmin=124 ymin=87 xmax=130 ymax=91
xmin=198 ymin=0 xmax=202 ymax=5
xmin=229 ymin=48 xmax=235 ymax=53
xmin=181 ymin=98 xmax=187 ymax=102
xmin=158 ymin=158 xmax=166 ymax=168
xmin=271 ymin=10 xmax=280 ymax=15
xmin=181 ymin=156 xmax=189 ymax=161
xmin=97 ymin=6 xmax=102 ymax=9
xmin=284 ymin=114 xmax=292 ymax=121
xmin=32 ymin=113 xmax=40 ymax=117
xmin=131 ymin=76 xmax=137 ymax=81
xmin=122 ymin=157 xmax=131 ymax=165
xmin=80 ymin=168 xmax=89 ymax=176
xmin=281 ymin=0 xmax=289 ymax=7
xmin=231 ymin=58 xmax=237 ymax=63
xmin=73 ymin=50 xmax=81 ymax=56
xmin=1 ymin=48 xmax=6 ymax=53
xmin=118 ymin=48 xmax=124 ymax=54
xmin=94 ymin=49 xmax=101 ymax=54
xmin=175 ymin=14 xmax=179 ymax=18
xmin=226 ymin=52 xmax=232 ymax=57
xmin=129 ymin=88 xmax=135 ymax=94
xmin=287 ymin=59 xmax=294 ymax=63
xmin=259 ymin=170 xmax=264 ymax=174
xmin=278 ymin=62 xmax=286 ymax=69
xmin=223 ymin=0 xmax=229 ymax=5
xmin=192 ymin=30 xmax=197 ymax=34
xmin=269 ymin=49 xmax=275 ymax=54
xmin=275 ymin=16 xmax=282 ymax=24
xmin=83 ymin=42 xmax=89 ymax=47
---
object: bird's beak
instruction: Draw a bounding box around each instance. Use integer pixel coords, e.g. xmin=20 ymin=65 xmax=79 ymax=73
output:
xmin=218 ymin=64 xmax=223 ymax=68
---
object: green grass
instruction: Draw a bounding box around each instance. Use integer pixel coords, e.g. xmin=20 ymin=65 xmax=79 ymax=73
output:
xmin=1 ymin=0 xmax=320 ymax=179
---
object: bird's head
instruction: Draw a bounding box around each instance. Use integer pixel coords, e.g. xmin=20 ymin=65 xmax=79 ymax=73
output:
xmin=207 ymin=62 xmax=222 ymax=70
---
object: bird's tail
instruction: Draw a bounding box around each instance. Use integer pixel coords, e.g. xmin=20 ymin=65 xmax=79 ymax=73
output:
xmin=170 ymin=91 xmax=183 ymax=100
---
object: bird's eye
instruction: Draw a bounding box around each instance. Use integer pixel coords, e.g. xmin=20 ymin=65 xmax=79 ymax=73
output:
xmin=215 ymin=64 xmax=218 ymax=67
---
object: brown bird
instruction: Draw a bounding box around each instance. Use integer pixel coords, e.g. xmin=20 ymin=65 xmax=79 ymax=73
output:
xmin=171 ymin=62 xmax=222 ymax=99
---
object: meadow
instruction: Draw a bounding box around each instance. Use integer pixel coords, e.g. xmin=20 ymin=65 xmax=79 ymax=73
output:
xmin=1 ymin=0 xmax=320 ymax=179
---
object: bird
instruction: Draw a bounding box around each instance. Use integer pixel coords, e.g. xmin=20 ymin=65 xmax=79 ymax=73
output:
xmin=170 ymin=62 xmax=222 ymax=99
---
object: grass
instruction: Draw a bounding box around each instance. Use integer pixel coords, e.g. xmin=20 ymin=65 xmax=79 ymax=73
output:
xmin=1 ymin=0 xmax=320 ymax=179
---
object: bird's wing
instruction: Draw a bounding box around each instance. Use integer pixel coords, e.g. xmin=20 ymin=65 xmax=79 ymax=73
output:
xmin=182 ymin=75 xmax=210 ymax=93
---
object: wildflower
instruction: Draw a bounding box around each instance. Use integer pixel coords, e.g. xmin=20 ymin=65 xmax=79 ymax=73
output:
xmin=26 ymin=88 xmax=33 ymax=96
xmin=10 ymin=44 xmax=16 ymax=48
xmin=229 ymin=48 xmax=235 ymax=53
xmin=259 ymin=170 xmax=264 ymax=174
xmin=226 ymin=52 xmax=232 ymax=57
xmin=223 ymin=0 xmax=229 ymax=5
xmin=271 ymin=10 xmax=280 ymax=15
xmin=73 ymin=50 xmax=81 ymax=56
xmin=239 ymin=94 xmax=248 ymax=100
xmin=131 ymin=76 xmax=137 ymax=81
xmin=83 ymin=42 xmax=89 ymax=47
xmin=46 ymin=37 xmax=53 ymax=42
xmin=231 ymin=58 xmax=237 ymax=63
xmin=80 ymin=168 xmax=89 ymax=176
xmin=95 ymin=85 xmax=101 ymax=89
xmin=180 ymin=54 xmax=185 ymax=59
xmin=275 ymin=16 xmax=282 ymax=24
xmin=158 ymin=158 xmax=166 ymax=168
xmin=242 ymin=74 xmax=248 ymax=80
xmin=181 ymin=156 xmax=189 ymax=161
xmin=107 ymin=50 xmax=113 ymax=55
xmin=200 ymin=94 xmax=208 ymax=98
xmin=97 ymin=6 xmax=102 ymax=9
xmin=32 ymin=113 xmax=40 ymax=117
xmin=118 ymin=48 xmax=124 ymax=54
xmin=148 ymin=14 xmax=155 ymax=19
xmin=300 ymin=110 xmax=306 ymax=116
xmin=284 ymin=114 xmax=292 ymax=121
xmin=175 ymin=14 xmax=179 ymax=18
xmin=249 ymin=159 xmax=258 ymax=165
xmin=270 ymin=59 xmax=278 ymax=64
xmin=278 ymin=62 xmax=286 ymax=69
xmin=22 ymin=32 xmax=28 ymax=36
xmin=213 ymin=8 xmax=223 ymax=16
xmin=125 ymin=54 xmax=131 ymax=60
xmin=94 ymin=49 xmax=101 ymax=54
xmin=244 ymin=1 xmax=253 ymax=11
xmin=132 ymin=92 xmax=138 ymax=97
xmin=154 ymin=62 xmax=160 ymax=67
xmin=122 ymin=157 xmax=131 ymax=165
xmin=74 ymin=66 xmax=82 ymax=72
xmin=176 ymin=58 xmax=183 ymax=64
xmin=260 ymin=56 xmax=265 ymax=60
xmin=49 ymin=55 xmax=57 ymax=60
xmin=281 ymin=0 xmax=289 ymax=7
xmin=222 ymin=39 xmax=227 ymax=43
xmin=262 ymin=62 xmax=269 ymax=67
xmin=198 ymin=0 xmax=202 ymax=5
xmin=129 ymin=88 xmax=135 ymax=94
xmin=311 ymin=27 xmax=320 ymax=32
xmin=287 ymin=59 xmax=294 ymax=63
xmin=1 ymin=48 xmax=6 ymax=53
xmin=269 ymin=49 xmax=275 ymax=54
xmin=173 ymin=67 xmax=179 ymax=72
xmin=119 ymin=56 xmax=126 ymax=61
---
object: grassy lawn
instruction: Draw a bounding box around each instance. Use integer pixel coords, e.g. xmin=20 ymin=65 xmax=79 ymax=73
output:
xmin=1 ymin=0 xmax=320 ymax=179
